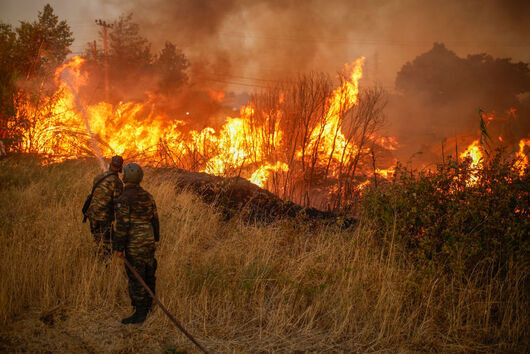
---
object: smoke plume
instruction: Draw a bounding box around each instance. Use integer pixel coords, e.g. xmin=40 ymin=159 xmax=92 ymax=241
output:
xmin=94 ymin=0 xmax=530 ymax=86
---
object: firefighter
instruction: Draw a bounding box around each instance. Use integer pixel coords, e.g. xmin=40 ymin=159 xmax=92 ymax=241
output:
xmin=86 ymin=156 xmax=124 ymax=255
xmin=113 ymin=163 xmax=160 ymax=324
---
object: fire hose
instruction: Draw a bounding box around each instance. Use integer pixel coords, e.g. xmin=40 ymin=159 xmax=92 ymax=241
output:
xmin=121 ymin=256 xmax=209 ymax=353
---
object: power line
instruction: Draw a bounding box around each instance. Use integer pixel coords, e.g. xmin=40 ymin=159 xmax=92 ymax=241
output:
xmin=64 ymin=20 xmax=530 ymax=48
xmin=66 ymin=52 xmax=395 ymax=89
xmin=95 ymin=19 xmax=113 ymax=99
xmin=200 ymin=78 xmax=270 ymax=89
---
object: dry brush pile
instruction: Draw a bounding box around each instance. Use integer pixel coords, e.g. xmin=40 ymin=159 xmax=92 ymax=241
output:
xmin=0 ymin=157 xmax=527 ymax=352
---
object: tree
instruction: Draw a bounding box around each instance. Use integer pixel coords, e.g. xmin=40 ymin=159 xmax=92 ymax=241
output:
xmin=239 ymin=73 xmax=386 ymax=209
xmin=85 ymin=13 xmax=189 ymax=101
xmin=0 ymin=24 xmax=18 ymax=116
xmin=155 ymin=41 xmax=189 ymax=94
xmin=0 ymin=4 xmax=73 ymax=153
xmin=108 ymin=13 xmax=152 ymax=70
xmin=333 ymin=87 xmax=386 ymax=209
xmin=393 ymin=43 xmax=530 ymax=148
xmin=15 ymin=4 xmax=74 ymax=80
xmin=396 ymin=42 xmax=530 ymax=111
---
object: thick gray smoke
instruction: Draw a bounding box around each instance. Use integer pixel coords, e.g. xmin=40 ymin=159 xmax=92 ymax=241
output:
xmin=3 ymin=0 xmax=529 ymax=89
xmin=106 ymin=0 xmax=530 ymax=88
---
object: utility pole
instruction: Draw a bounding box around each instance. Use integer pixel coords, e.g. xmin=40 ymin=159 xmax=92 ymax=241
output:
xmin=95 ymin=19 xmax=113 ymax=100
xmin=372 ymin=51 xmax=379 ymax=84
xmin=92 ymin=40 xmax=97 ymax=61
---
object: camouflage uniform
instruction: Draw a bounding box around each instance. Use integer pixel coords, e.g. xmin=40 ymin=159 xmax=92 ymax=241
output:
xmin=87 ymin=170 xmax=123 ymax=252
xmin=113 ymin=184 xmax=159 ymax=311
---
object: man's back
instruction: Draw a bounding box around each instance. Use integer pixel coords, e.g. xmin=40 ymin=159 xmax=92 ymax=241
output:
xmin=114 ymin=184 xmax=158 ymax=252
xmin=87 ymin=171 xmax=123 ymax=222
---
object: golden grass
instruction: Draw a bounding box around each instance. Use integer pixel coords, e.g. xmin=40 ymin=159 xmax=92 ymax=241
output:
xmin=0 ymin=157 xmax=527 ymax=352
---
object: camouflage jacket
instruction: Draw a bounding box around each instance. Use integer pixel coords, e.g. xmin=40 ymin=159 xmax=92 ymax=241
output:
xmin=87 ymin=170 xmax=123 ymax=223
xmin=113 ymin=184 xmax=159 ymax=252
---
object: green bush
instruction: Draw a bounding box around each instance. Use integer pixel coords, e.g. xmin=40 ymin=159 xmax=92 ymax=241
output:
xmin=362 ymin=151 xmax=529 ymax=275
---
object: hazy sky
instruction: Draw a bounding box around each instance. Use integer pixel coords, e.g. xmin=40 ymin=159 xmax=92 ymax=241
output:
xmin=1 ymin=0 xmax=529 ymax=93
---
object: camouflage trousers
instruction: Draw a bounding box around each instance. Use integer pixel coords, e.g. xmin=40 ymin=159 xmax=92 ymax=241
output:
xmin=125 ymin=246 xmax=157 ymax=310
xmin=89 ymin=219 xmax=113 ymax=256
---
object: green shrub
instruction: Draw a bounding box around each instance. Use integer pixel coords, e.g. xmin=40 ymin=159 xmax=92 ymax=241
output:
xmin=362 ymin=151 xmax=529 ymax=275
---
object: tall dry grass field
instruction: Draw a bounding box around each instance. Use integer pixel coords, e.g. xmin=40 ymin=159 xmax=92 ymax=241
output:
xmin=0 ymin=157 xmax=527 ymax=352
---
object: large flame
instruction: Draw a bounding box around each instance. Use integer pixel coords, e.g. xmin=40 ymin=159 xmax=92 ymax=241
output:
xmin=298 ymin=58 xmax=365 ymax=169
xmin=18 ymin=56 xmax=376 ymax=191
xmin=459 ymin=140 xmax=483 ymax=186
xmin=249 ymin=161 xmax=289 ymax=187
xmin=460 ymin=140 xmax=483 ymax=169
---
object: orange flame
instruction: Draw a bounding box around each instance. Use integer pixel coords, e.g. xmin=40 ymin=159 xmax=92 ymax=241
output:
xmin=459 ymin=140 xmax=483 ymax=185
xmin=250 ymin=161 xmax=289 ymax=187
xmin=18 ymin=56 xmax=401 ymax=198
xmin=357 ymin=180 xmax=371 ymax=190
xmin=375 ymin=167 xmax=395 ymax=179
xmin=514 ymin=138 xmax=529 ymax=176
xmin=299 ymin=58 xmax=365 ymax=167
xmin=374 ymin=136 xmax=399 ymax=151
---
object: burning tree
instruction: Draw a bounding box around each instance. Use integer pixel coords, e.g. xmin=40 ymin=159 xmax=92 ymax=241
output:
xmin=239 ymin=66 xmax=388 ymax=209
xmin=0 ymin=5 xmax=74 ymax=153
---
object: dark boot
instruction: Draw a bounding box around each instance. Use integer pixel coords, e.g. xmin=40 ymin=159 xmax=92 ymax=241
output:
xmin=121 ymin=307 xmax=148 ymax=324
xmin=145 ymin=299 xmax=154 ymax=314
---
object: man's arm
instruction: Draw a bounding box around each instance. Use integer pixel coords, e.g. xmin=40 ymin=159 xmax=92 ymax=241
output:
xmin=113 ymin=200 xmax=130 ymax=253
xmin=112 ymin=178 xmax=124 ymax=221
xmin=113 ymin=177 xmax=123 ymax=200
xmin=150 ymin=197 xmax=160 ymax=242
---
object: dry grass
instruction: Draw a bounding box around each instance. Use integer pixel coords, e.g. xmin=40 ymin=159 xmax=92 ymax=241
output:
xmin=0 ymin=157 xmax=527 ymax=352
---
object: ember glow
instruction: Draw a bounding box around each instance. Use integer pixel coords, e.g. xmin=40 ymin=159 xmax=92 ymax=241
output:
xmin=375 ymin=167 xmax=396 ymax=179
xmin=514 ymin=138 xmax=530 ymax=176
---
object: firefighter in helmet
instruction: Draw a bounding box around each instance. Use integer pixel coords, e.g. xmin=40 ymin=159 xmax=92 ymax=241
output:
xmin=113 ymin=163 xmax=160 ymax=324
